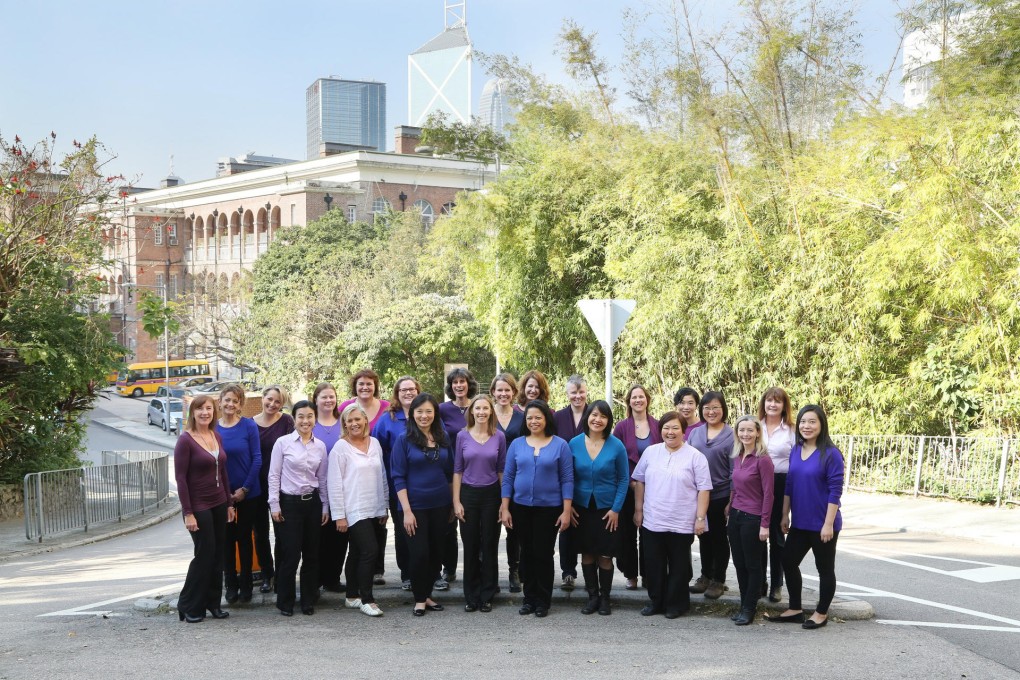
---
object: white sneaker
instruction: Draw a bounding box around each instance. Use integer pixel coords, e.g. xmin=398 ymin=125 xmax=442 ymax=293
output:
xmin=360 ymin=602 xmax=383 ymax=617
xmin=345 ymin=597 xmax=362 ymax=608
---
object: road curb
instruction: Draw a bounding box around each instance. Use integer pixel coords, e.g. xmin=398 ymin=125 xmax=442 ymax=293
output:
xmin=90 ymin=417 xmax=177 ymax=449
xmin=0 ymin=498 xmax=181 ymax=564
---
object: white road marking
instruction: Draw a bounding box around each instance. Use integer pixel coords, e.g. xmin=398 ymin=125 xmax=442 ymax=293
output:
xmin=877 ymin=621 xmax=1020 ymax=633
xmin=837 ymin=545 xmax=1020 ymax=583
xmin=40 ymin=580 xmax=183 ymax=617
xmin=842 ymin=545 xmax=1000 ymax=568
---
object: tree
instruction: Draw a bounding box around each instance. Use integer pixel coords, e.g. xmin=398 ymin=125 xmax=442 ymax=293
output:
xmin=0 ymin=134 xmax=124 ymax=481
xmin=419 ymin=111 xmax=509 ymax=164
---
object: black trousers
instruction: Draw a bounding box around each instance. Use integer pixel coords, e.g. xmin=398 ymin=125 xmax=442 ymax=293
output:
xmin=389 ymin=495 xmax=409 ymax=580
xmin=459 ymin=483 xmax=501 ymax=605
xmin=784 ymin=527 xmax=839 ymax=615
xmin=728 ymin=509 xmax=764 ymax=611
xmin=761 ymin=472 xmax=787 ymax=590
xmin=441 ymin=516 xmax=459 ymax=578
xmin=616 ymin=486 xmax=641 ymax=579
xmin=697 ymin=496 xmax=730 ymax=582
xmin=275 ymin=494 xmax=322 ymax=612
xmin=373 ymin=519 xmax=387 ymax=576
xmin=405 ymin=505 xmax=451 ymax=603
xmin=514 ymin=503 xmax=561 ymax=609
xmin=224 ymin=496 xmax=256 ymax=593
xmin=558 ymin=525 xmax=577 ymax=578
xmin=319 ymin=513 xmax=349 ymax=588
xmin=505 ymin=525 xmax=520 ymax=575
xmin=252 ymin=492 xmax=276 ymax=580
xmin=178 ymin=503 xmax=228 ymax=617
xmin=641 ymin=527 xmax=694 ymax=615
xmin=345 ymin=518 xmax=381 ymax=604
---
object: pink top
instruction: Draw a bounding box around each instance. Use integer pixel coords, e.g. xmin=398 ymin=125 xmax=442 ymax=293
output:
xmin=267 ymin=431 xmax=329 ymax=515
xmin=730 ymin=453 xmax=775 ymax=528
xmin=632 ymin=443 xmax=712 ymax=534
xmin=339 ymin=398 xmax=391 ymax=430
xmin=762 ymin=420 xmax=796 ymax=474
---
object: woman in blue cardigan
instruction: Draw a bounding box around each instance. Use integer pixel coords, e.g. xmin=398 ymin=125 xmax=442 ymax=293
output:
xmin=570 ymin=400 xmax=629 ymax=615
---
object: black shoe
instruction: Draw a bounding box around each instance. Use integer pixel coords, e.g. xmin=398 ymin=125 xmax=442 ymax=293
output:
xmin=302 ymin=607 xmax=314 ymax=616
xmin=259 ymin=579 xmax=274 ymax=594
xmin=664 ymin=610 xmax=685 ymax=619
xmin=581 ymin=595 xmax=600 ymax=615
xmin=413 ymin=606 xmax=426 ymax=617
xmin=279 ymin=608 xmax=293 ymax=617
xmin=598 ymin=597 xmax=611 ymax=616
xmin=207 ymin=608 xmax=230 ymax=619
xmin=480 ymin=602 xmax=492 ymax=613
xmin=534 ymin=607 xmax=548 ymax=618
xmin=802 ymin=617 xmax=828 ymax=630
xmin=239 ymin=591 xmax=253 ymax=604
xmin=224 ymin=588 xmax=239 ymax=604
xmin=641 ymin=605 xmax=663 ymax=617
xmin=519 ymin=603 xmax=535 ymax=615
xmin=509 ymin=570 xmax=522 ymax=593
xmin=734 ymin=609 xmax=754 ymax=625
xmin=768 ymin=586 xmax=783 ymax=603
xmin=425 ymin=602 xmax=444 ymax=612
xmin=464 ymin=603 xmax=478 ymax=613
xmin=765 ymin=611 xmax=805 ymax=623
xmin=321 ymin=582 xmax=345 ymax=593
xmin=179 ymin=611 xmax=204 ymax=623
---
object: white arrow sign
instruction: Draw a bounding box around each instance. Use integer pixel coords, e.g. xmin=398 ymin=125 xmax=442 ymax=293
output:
xmin=577 ymin=299 xmax=636 ymax=403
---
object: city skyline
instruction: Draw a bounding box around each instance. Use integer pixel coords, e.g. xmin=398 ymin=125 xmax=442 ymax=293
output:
xmin=2 ymin=0 xmax=903 ymax=187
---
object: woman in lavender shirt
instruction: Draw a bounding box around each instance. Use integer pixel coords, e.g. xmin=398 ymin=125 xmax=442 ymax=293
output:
xmin=453 ymin=394 xmax=507 ymax=612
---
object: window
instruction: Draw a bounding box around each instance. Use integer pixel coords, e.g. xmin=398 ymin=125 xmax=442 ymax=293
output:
xmin=153 ymin=223 xmax=163 ymax=245
xmin=371 ymin=197 xmax=391 ymax=214
xmin=290 ymin=204 xmax=296 ymax=225
xmin=155 ymin=273 xmax=165 ymax=297
xmin=169 ymin=274 xmax=178 ymax=300
xmin=347 ymin=205 xmax=357 ymax=223
xmin=413 ymin=199 xmax=434 ymax=227
xmin=167 ymin=222 xmax=178 ymax=245
xmin=441 ymin=202 xmax=456 ymax=216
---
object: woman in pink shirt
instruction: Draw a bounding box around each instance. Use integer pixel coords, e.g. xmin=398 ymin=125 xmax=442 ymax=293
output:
xmin=758 ymin=387 xmax=796 ymax=602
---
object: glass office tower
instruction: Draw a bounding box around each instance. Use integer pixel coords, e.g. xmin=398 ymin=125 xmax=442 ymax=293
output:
xmin=306 ymin=78 xmax=387 ymax=159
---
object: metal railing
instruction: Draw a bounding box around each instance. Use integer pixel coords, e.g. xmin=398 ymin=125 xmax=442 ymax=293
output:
xmin=23 ymin=450 xmax=171 ymax=542
xmin=834 ymin=435 xmax=1020 ymax=507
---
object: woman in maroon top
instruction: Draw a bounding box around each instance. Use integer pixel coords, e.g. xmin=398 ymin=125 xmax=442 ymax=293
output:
xmin=253 ymin=386 xmax=294 ymax=593
xmin=175 ymin=394 xmax=235 ymax=623
xmin=725 ymin=415 xmax=774 ymax=625
xmin=612 ymin=384 xmax=661 ymax=590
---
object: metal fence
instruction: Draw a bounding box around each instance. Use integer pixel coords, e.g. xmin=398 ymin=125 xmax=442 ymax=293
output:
xmin=833 ymin=435 xmax=1020 ymax=507
xmin=23 ymin=450 xmax=171 ymax=542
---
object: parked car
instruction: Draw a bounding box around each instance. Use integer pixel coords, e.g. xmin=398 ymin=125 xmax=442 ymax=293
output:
xmin=185 ymin=380 xmax=232 ymax=396
xmin=175 ymin=376 xmax=215 ymax=389
xmin=156 ymin=386 xmax=186 ymax=399
xmin=147 ymin=397 xmax=183 ymax=432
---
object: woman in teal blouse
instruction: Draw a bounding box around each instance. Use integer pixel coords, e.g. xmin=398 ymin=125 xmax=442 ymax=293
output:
xmin=569 ymin=400 xmax=629 ymax=615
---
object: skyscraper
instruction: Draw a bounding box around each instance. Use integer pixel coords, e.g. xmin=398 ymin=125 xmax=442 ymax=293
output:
xmin=408 ymin=1 xmax=472 ymax=126
xmin=479 ymin=78 xmax=514 ymax=135
xmin=306 ymin=78 xmax=386 ymax=159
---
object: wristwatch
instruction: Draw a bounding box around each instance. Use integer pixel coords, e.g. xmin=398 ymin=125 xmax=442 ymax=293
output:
xmin=696 ymin=516 xmax=706 ymax=521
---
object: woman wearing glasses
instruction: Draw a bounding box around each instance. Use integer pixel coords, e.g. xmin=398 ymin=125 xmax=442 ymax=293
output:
xmin=390 ymin=393 xmax=454 ymax=616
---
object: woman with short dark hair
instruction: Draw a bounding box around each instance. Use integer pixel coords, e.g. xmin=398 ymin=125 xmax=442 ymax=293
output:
xmin=436 ymin=367 xmax=477 ymax=589
xmin=390 ymin=393 xmax=454 ymax=616
xmin=500 ymin=400 xmax=574 ymax=618
xmin=685 ymin=391 xmax=733 ymax=600
xmin=767 ymin=405 xmax=844 ymax=630
xmin=673 ymin=387 xmax=702 ymax=436
xmin=612 ymin=384 xmax=661 ymax=590
xmin=571 ymin=400 xmax=629 ymax=615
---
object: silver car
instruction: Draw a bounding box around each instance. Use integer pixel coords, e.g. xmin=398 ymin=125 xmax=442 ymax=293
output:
xmin=147 ymin=397 xmax=183 ymax=432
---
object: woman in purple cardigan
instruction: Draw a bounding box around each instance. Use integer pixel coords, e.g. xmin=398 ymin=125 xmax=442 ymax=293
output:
xmin=611 ymin=384 xmax=661 ymax=590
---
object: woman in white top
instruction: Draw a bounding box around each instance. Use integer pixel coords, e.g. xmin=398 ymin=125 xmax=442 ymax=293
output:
xmin=632 ymin=411 xmax=712 ymax=619
xmin=757 ymin=387 xmax=796 ymax=602
xmin=328 ymin=403 xmax=389 ymax=617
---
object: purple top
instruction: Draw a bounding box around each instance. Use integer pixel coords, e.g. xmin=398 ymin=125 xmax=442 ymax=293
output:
xmin=339 ymin=397 xmax=391 ymax=431
xmin=613 ymin=416 xmax=662 ymax=473
xmin=554 ymin=406 xmax=585 ymax=441
xmin=256 ymin=414 xmax=294 ymax=492
xmin=730 ymin=453 xmax=775 ymax=528
xmin=313 ymin=420 xmax=343 ymax=455
xmin=787 ymin=444 xmax=844 ymax=533
xmin=175 ymin=431 xmax=232 ymax=516
xmin=632 ymin=443 xmax=712 ymax=534
xmin=438 ymin=400 xmax=468 ymax=447
xmin=501 ymin=436 xmax=574 ymax=507
xmin=686 ymin=424 xmax=735 ymax=501
xmin=683 ymin=420 xmax=705 ymax=441
xmin=454 ymin=429 xmax=507 ymax=487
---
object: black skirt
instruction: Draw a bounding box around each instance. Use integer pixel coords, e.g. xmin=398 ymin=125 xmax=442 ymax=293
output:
xmin=577 ymin=498 xmax=621 ymax=557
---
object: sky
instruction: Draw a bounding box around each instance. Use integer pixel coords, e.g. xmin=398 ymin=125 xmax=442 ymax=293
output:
xmin=2 ymin=0 xmax=906 ymax=187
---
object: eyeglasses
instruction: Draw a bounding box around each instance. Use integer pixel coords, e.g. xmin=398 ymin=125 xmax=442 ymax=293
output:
xmin=398 ymin=388 xmax=418 ymax=394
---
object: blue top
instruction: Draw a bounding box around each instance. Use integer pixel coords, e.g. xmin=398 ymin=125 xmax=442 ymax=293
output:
xmin=372 ymin=410 xmax=408 ymax=496
xmin=685 ymin=424 xmax=735 ymax=500
xmin=502 ymin=435 xmax=574 ymax=508
xmin=390 ymin=432 xmax=454 ymax=510
xmin=569 ymin=434 xmax=629 ymax=513
xmin=216 ymin=417 xmax=262 ymax=499
xmin=787 ymin=444 xmax=844 ymax=533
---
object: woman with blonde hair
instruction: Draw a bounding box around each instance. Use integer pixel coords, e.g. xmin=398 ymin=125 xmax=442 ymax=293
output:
xmin=726 ymin=415 xmax=774 ymax=625
xmin=453 ymin=394 xmax=507 ymax=612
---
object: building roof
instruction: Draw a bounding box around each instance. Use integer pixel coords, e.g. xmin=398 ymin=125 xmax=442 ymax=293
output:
xmin=412 ymin=26 xmax=470 ymax=55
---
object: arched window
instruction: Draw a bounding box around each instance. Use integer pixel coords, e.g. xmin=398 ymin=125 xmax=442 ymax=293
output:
xmin=441 ymin=202 xmax=455 ymax=216
xmin=371 ymin=197 xmax=391 ymax=214
xmin=413 ymin=199 xmax=434 ymax=227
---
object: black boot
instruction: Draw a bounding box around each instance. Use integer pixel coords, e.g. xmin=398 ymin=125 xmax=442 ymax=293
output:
xmin=580 ymin=563 xmax=600 ymax=615
xmin=598 ymin=566 xmax=613 ymax=615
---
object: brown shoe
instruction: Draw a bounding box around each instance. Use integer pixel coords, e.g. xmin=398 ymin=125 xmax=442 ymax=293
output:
xmin=688 ymin=576 xmax=710 ymax=594
xmin=704 ymin=580 xmax=726 ymax=599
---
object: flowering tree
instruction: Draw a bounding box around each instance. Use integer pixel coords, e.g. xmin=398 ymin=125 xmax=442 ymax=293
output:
xmin=0 ymin=134 xmax=124 ymax=481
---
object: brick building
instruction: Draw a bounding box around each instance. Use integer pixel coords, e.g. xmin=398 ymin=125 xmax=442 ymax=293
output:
xmin=99 ymin=126 xmax=494 ymax=377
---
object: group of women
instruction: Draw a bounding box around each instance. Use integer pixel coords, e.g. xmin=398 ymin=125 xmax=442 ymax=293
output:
xmin=174 ymin=369 xmax=843 ymax=630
